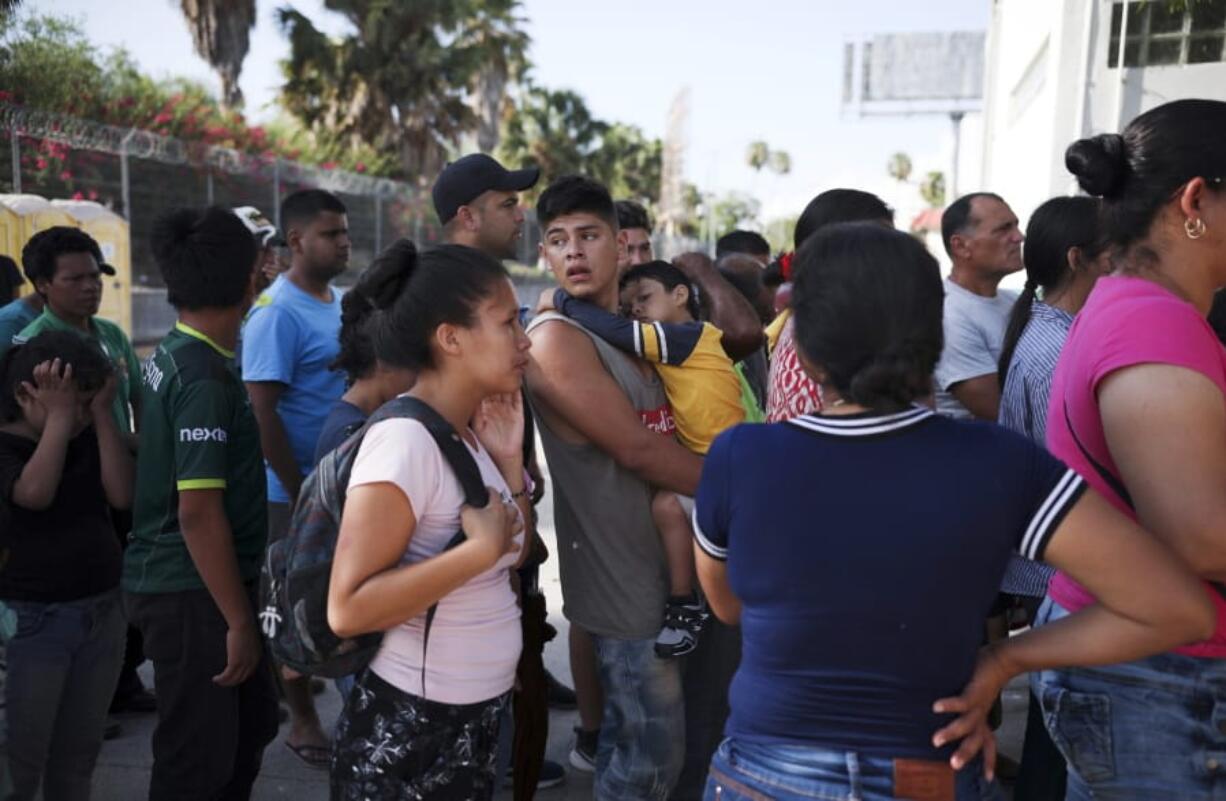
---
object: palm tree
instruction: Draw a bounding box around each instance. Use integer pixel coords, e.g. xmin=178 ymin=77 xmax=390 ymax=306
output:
xmin=768 ymin=150 xmax=791 ymax=176
xmin=464 ymin=0 xmax=530 ymax=152
xmin=746 ymin=141 xmax=769 ymax=173
xmin=277 ymin=0 xmax=531 ymax=182
xmin=888 ymin=152 xmax=913 ymax=182
xmin=179 ymin=0 xmax=256 ymax=108
xmin=497 ymin=86 xmax=607 ymax=198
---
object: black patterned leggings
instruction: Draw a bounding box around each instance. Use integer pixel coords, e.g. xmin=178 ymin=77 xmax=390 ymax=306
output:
xmin=330 ymin=669 xmax=508 ymax=801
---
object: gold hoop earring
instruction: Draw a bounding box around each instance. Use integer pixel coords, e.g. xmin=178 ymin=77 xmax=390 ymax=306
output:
xmin=1186 ymin=217 xmax=1207 ymax=240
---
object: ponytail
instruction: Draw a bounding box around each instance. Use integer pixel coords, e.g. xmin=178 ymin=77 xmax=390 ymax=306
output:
xmin=997 ymin=281 xmax=1037 ymax=387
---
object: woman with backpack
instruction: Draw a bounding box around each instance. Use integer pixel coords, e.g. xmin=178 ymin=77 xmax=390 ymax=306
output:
xmin=326 ymin=242 xmax=531 ymax=800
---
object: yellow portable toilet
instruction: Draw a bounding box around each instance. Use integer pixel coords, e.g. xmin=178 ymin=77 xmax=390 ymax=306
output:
xmin=0 ymin=201 xmax=21 ymax=280
xmin=0 ymin=195 xmax=77 ymax=299
xmin=52 ymin=200 xmax=132 ymax=336
xmin=0 ymin=194 xmax=76 ymax=242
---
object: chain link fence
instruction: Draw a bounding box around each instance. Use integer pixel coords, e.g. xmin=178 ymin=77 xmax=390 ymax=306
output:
xmin=1 ymin=103 xmax=704 ymax=342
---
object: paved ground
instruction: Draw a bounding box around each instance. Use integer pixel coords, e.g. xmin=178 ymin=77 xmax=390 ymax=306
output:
xmin=74 ymin=460 xmax=1028 ymax=799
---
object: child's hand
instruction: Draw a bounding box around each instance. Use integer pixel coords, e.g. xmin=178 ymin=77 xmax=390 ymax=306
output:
xmin=90 ymin=370 xmax=118 ymax=420
xmin=536 ymin=288 xmax=556 ymax=314
xmin=20 ymin=359 xmax=80 ymax=420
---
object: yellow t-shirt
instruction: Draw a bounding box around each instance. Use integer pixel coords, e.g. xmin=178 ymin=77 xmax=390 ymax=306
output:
xmin=635 ymin=321 xmax=746 ymax=454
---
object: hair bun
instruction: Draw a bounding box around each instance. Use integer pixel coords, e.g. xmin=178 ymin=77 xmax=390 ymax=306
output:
xmin=1066 ymin=134 xmax=1128 ymax=198
xmin=366 ymin=239 xmax=418 ymax=310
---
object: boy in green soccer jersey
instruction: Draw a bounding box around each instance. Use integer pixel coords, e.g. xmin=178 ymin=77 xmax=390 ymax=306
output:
xmin=123 ymin=207 xmax=278 ymax=801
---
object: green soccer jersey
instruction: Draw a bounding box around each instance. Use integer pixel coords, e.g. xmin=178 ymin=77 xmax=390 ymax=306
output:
xmin=14 ymin=307 xmax=142 ymax=434
xmin=124 ymin=322 xmax=268 ymax=594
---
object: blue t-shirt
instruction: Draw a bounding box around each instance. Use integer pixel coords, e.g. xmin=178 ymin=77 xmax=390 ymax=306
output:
xmin=693 ymin=406 xmax=1085 ymax=760
xmin=241 ymin=275 xmax=345 ymax=503
xmin=0 ymin=298 xmax=40 ymax=358
xmin=313 ymin=399 xmax=367 ymax=466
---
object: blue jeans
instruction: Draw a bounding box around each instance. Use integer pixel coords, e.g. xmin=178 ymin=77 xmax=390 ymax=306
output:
xmin=4 ymin=589 xmax=126 ymax=801
xmin=703 ymin=738 xmax=1003 ymax=801
xmin=1033 ymin=598 xmax=1226 ymax=800
xmin=591 ymin=633 xmax=685 ymax=801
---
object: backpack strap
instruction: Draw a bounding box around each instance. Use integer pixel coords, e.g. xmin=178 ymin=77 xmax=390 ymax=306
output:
xmin=1063 ymin=399 xmax=1134 ymax=511
xmin=368 ymin=396 xmax=489 ymax=508
xmin=364 ymin=395 xmax=497 ymax=698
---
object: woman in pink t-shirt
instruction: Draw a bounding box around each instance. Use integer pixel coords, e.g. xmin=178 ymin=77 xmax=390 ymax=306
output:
xmin=1037 ymin=100 xmax=1226 ymax=800
xmin=326 ymin=242 xmax=531 ymax=800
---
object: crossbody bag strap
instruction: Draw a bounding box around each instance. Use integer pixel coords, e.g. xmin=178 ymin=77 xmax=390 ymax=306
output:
xmin=1063 ymin=399 xmax=1134 ymax=511
xmin=1065 ymin=399 xmax=1226 ymax=605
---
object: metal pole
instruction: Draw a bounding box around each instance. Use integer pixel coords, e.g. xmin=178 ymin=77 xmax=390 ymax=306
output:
xmin=206 ymin=171 xmax=214 ymax=205
xmin=950 ymin=111 xmax=964 ymax=200
xmin=1113 ymin=0 xmax=1130 ymax=130
xmin=374 ymin=194 xmax=383 ymax=253
xmin=272 ymin=159 xmax=282 ymax=229
xmin=10 ymin=127 xmax=20 ymax=194
xmin=120 ymin=130 xmax=134 ymax=220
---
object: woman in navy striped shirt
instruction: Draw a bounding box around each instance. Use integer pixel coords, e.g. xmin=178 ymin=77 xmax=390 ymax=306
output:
xmin=693 ymin=223 xmax=1213 ymax=801
xmin=995 ymin=195 xmax=1109 ymax=801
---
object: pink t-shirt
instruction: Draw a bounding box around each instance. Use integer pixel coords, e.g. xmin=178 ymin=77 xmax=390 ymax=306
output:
xmin=1046 ymin=275 xmax=1226 ymax=658
xmin=348 ymin=416 xmax=523 ymax=703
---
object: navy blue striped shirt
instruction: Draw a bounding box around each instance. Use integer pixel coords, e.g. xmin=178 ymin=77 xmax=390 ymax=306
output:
xmin=999 ymin=301 xmax=1074 ymax=446
xmin=694 ymin=408 xmax=1085 ymax=759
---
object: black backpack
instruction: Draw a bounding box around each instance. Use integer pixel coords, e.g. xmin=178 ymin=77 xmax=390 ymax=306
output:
xmin=258 ymin=396 xmax=489 ymax=678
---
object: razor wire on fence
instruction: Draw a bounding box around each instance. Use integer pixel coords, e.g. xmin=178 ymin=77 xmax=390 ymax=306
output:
xmin=1 ymin=103 xmax=704 ymax=340
xmin=0 ymin=102 xmax=462 ymax=292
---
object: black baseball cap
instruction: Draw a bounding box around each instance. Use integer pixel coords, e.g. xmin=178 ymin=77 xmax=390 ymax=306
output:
xmin=432 ymin=154 xmax=539 ymax=225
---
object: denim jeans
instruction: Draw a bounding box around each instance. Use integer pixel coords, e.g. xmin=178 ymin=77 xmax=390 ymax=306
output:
xmin=592 ymin=633 xmax=686 ymax=801
xmin=4 ymin=588 xmax=126 ymax=801
xmin=703 ymin=738 xmax=1003 ymax=801
xmin=1033 ymin=598 xmax=1226 ymax=800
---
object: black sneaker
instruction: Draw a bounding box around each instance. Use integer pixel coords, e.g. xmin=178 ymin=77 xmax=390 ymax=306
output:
xmin=654 ymin=596 xmax=708 ymax=658
xmin=569 ymin=726 xmax=597 ymax=773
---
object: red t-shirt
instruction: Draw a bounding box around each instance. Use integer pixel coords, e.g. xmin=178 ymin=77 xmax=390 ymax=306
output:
xmin=1046 ymin=276 xmax=1226 ymax=658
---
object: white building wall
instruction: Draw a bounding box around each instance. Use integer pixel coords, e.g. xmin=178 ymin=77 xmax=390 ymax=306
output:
xmin=980 ymin=0 xmax=1226 ymax=229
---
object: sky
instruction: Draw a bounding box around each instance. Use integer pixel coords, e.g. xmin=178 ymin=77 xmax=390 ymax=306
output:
xmin=41 ymin=0 xmax=990 ymax=226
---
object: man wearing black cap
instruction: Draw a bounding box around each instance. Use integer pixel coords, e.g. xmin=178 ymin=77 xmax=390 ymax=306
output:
xmin=435 ymin=155 xmax=578 ymax=793
xmin=433 ymin=153 xmax=539 ymax=260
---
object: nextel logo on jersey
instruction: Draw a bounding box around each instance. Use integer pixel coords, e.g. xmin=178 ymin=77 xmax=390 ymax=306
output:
xmin=179 ymin=427 xmax=228 ymax=443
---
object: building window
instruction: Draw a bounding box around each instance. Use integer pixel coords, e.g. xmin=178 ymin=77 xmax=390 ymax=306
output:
xmin=1108 ymin=0 xmax=1226 ymax=67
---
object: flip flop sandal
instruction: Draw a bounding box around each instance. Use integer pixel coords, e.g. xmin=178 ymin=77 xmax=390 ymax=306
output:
xmin=285 ymin=741 xmax=331 ymax=769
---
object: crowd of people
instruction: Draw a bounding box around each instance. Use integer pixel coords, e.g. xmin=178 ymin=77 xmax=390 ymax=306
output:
xmin=0 ymin=96 xmax=1225 ymax=801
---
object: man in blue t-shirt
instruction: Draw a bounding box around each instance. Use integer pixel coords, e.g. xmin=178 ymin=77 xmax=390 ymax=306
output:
xmin=241 ymin=188 xmax=349 ymax=765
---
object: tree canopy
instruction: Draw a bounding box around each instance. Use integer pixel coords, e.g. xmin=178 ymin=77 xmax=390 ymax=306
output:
xmin=276 ymin=0 xmax=530 ymax=183
xmin=496 ymin=85 xmax=662 ymax=206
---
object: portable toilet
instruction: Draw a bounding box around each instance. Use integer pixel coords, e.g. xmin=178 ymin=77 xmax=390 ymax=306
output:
xmin=0 ymin=194 xmax=76 ymax=299
xmin=52 ymin=200 xmax=132 ymax=336
xmin=0 ymin=194 xmax=76 ymax=242
xmin=0 ymin=200 xmax=21 ymax=298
